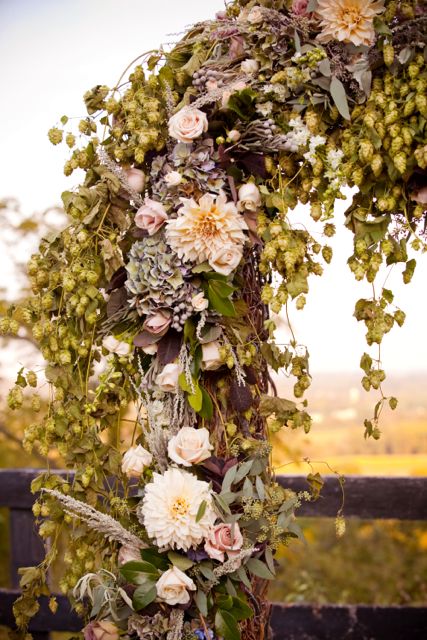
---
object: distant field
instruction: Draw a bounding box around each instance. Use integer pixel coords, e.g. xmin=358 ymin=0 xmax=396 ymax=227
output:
xmin=272 ymin=454 xmax=427 ymax=477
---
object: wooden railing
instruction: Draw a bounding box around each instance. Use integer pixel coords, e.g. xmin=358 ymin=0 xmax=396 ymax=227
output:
xmin=0 ymin=469 xmax=426 ymax=639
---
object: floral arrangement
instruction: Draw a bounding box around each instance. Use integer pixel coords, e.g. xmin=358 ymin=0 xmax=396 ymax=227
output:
xmin=5 ymin=1 xmax=427 ymax=639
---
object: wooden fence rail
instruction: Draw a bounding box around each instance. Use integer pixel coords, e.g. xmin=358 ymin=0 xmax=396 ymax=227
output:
xmin=0 ymin=469 xmax=426 ymax=639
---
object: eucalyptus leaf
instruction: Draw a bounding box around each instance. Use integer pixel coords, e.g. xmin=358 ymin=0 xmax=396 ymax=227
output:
xmin=234 ymin=459 xmax=253 ymax=484
xmin=330 ymin=76 xmax=351 ymax=120
xmin=222 ymin=464 xmax=238 ymax=493
xmin=245 ymin=558 xmax=275 ymax=580
xmin=199 ymin=564 xmax=216 ymax=581
xmin=318 ymin=59 xmax=331 ymax=77
xmin=196 ymin=500 xmax=207 ymax=523
xmin=255 ymin=476 xmax=265 ymax=501
xmin=194 ymin=589 xmax=208 ymax=616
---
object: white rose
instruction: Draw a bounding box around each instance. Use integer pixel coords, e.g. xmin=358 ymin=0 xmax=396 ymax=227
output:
xmin=155 ymin=567 xmax=196 ymax=605
xmin=191 ymin=292 xmax=209 ymax=312
xmin=102 ymin=336 xmax=131 ymax=356
xmin=227 ymin=129 xmax=241 ymax=143
xmin=155 ymin=363 xmax=181 ymax=393
xmin=241 ymin=59 xmax=259 ymax=74
xmin=238 ymin=183 xmax=262 ymax=211
xmin=222 ymin=81 xmax=247 ymax=109
xmin=135 ymin=198 xmax=168 ymax=235
xmin=168 ymin=427 xmax=213 ymax=467
xmin=164 ymin=171 xmax=182 ymax=187
xmin=248 ymin=6 xmax=263 ymax=24
xmin=121 ymin=445 xmax=153 ymax=478
xmin=201 ymin=341 xmax=223 ymax=371
xmin=168 ymin=108 xmax=209 ymax=144
xmin=118 ymin=545 xmax=141 ymax=566
xmin=124 ymin=167 xmax=146 ymax=193
xmin=209 ymin=244 xmax=243 ymax=276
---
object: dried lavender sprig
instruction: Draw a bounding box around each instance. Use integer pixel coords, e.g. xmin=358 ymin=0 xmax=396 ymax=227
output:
xmin=97 ymin=147 xmax=144 ymax=207
xmin=44 ymin=488 xmax=145 ymax=549
xmin=188 ymin=74 xmax=248 ymax=110
xmin=213 ymin=547 xmax=257 ymax=578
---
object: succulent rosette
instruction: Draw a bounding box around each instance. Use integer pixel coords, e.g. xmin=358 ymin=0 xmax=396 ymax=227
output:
xmin=12 ymin=1 xmax=427 ymax=640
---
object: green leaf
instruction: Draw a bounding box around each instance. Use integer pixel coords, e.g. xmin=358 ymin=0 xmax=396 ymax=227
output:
xmin=196 ymin=500 xmax=207 ymax=523
xmin=208 ymin=284 xmax=236 ymax=317
xmin=217 ymin=594 xmax=234 ymax=611
xmin=215 ymin=609 xmax=241 ymax=640
xmin=373 ymin=16 xmax=392 ymax=35
xmin=259 ymin=395 xmax=297 ymax=420
xmin=207 ymin=279 xmax=236 ymax=317
xmin=330 ymin=76 xmax=351 ymax=120
xmin=132 ymin=583 xmax=157 ymax=611
xmin=188 ymin=384 xmax=203 ymax=412
xmin=264 ymin=548 xmax=276 ymax=577
xmin=194 ymin=589 xmax=208 ymax=616
xmin=167 ymin=551 xmax=195 ymax=571
xmin=192 ymin=261 xmax=212 ymax=273
xmin=178 ymin=372 xmax=193 ymax=394
xmin=184 ymin=318 xmax=196 ymax=344
xmin=198 ymin=385 xmax=213 ymax=420
xmin=140 ymin=548 xmax=169 ymax=571
xmin=307 ymin=472 xmax=324 ymax=499
xmin=230 ymin=596 xmax=253 ymax=621
xmin=120 ymin=561 xmax=159 ymax=584
xmin=245 ymin=558 xmax=275 ymax=580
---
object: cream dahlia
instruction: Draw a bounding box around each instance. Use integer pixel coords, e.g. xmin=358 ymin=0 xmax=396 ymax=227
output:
xmin=165 ymin=192 xmax=247 ymax=266
xmin=316 ymin=0 xmax=384 ymax=47
xmin=139 ymin=468 xmax=216 ymax=551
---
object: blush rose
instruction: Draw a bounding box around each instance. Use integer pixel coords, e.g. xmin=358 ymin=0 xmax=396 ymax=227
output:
xmin=168 ymin=108 xmax=209 ymax=143
xmin=135 ymin=198 xmax=168 ymax=235
xmin=155 ymin=566 xmax=196 ymax=605
xmin=204 ymin=522 xmax=244 ymax=562
xmin=168 ymin=427 xmax=213 ymax=467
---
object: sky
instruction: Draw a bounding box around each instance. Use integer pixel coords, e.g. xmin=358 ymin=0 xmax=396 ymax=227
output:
xmin=1 ymin=0 xmax=426 ymax=374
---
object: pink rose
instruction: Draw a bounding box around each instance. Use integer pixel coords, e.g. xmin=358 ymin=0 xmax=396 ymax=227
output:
xmin=83 ymin=621 xmax=119 ymax=640
xmin=143 ymin=309 xmax=171 ymax=335
xmin=135 ymin=198 xmax=168 ymax=235
xmin=168 ymin=108 xmax=209 ymax=143
xmin=291 ymin=0 xmax=309 ymax=15
xmin=204 ymin=522 xmax=244 ymax=562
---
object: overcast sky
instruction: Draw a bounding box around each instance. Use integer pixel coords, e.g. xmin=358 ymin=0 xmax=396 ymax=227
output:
xmin=1 ymin=0 xmax=426 ymax=374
